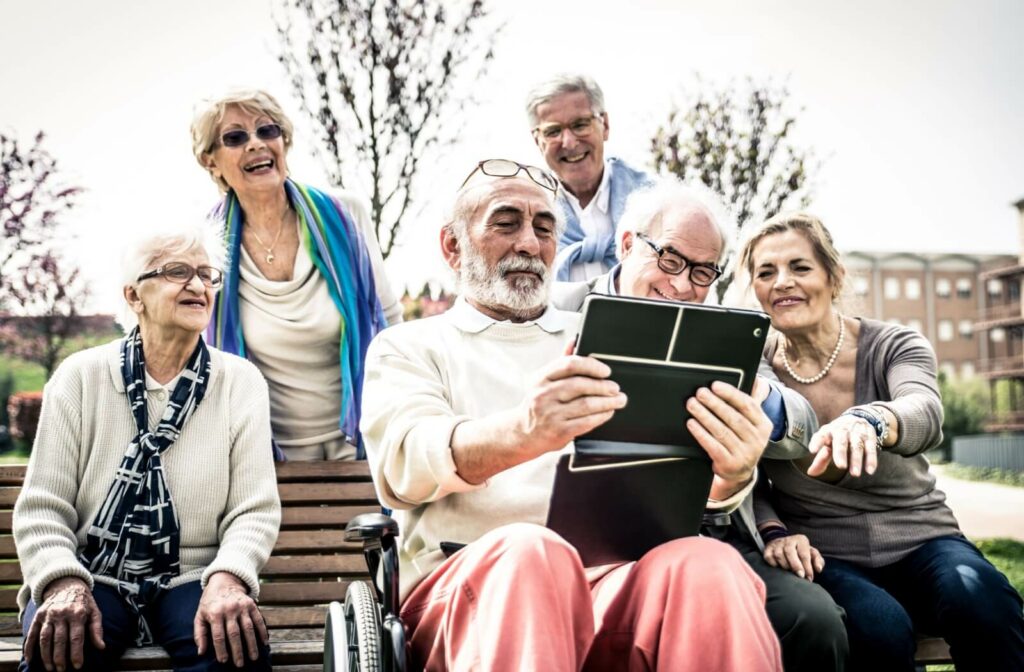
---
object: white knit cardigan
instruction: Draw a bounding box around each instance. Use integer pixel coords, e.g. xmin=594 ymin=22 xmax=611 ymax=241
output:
xmin=13 ymin=339 xmax=281 ymax=611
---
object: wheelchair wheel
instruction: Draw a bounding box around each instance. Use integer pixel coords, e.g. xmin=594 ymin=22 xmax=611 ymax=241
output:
xmin=345 ymin=580 xmax=383 ymax=671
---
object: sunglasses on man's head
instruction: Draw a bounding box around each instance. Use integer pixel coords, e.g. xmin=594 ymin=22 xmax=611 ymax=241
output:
xmin=218 ymin=123 xmax=283 ymax=149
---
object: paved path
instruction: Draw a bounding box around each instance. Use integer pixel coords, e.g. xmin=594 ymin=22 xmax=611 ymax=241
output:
xmin=932 ymin=465 xmax=1024 ymax=541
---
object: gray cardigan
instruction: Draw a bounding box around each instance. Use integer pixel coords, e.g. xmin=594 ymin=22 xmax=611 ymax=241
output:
xmin=758 ymin=318 xmax=961 ymax=566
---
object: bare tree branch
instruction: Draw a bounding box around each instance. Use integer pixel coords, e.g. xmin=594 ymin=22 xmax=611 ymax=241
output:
xmin=275 ymin=0 xmax=500 ymax=257
xmin=651 ymin=77 xmax=820 ymax=300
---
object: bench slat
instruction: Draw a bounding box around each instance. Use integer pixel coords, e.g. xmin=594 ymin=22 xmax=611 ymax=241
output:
xmin=273 ymin=530 xmax=361 ymax=554
xmin=274 ymin=461 xmax=371 ymax=482
xmin=262 ymin=606 xmax=329 ymax=629
xmin=259 ymin=581 xmax=351 ymax=606
xmin=278 ymin=482 xmax=378 ymax=505
xmin=262 ymin=554 xmax=367 ymax=578
xmin=280 ymin=505 xmax=378 ymax=529
xmin=0 ymin=564 xmax=20 ymax=583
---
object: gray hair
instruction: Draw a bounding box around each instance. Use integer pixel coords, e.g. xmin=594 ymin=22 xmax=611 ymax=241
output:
xmin=442 ymin=172 xmax=566 ymax=243
xmin=525 ymin=74 xmax=606 ymax=127
xmin=615 ymin=178 xmax=734 ymax=265
xmin=117 ymin=216 xmax=227 ymax=331
xmin=191 ymin=89 xmax=295 ymax=192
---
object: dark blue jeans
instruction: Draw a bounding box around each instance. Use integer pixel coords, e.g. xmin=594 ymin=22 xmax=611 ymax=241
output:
xmin=816 ymin=535 xmax=1024 ymax=672
xmin=20 ymin=580 xmax=272 ymax=672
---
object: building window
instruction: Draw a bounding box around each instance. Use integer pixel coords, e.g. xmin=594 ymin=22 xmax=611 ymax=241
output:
xmin=937 ymin=320 xmax=954 ymax=342
xmin=884 ymin=277 xmax=901 ymax=300
xmin=988 ymin=279 xmax=1003 ymax=297
xmin=853 ymin=277 xmax=870 ymax=297
xmin=905 ymin=278 xmax=921 ymax=300
xmin=959 ymin=320 xmax=973 ymax=339
xmin=956 ymin=278 xmax=972 ymax=299
xmin=1011 ymin=281 xmax=1021 ymax=301
xmin=907 ymin=319 xmax=923 ymax=333
xmin=961 ymin=361 xmax=976 ymax=378
xmin=991 ymin=327 xmax=1006 ymax=343
xmin=935 ymin=278 xmax=951 ymax=298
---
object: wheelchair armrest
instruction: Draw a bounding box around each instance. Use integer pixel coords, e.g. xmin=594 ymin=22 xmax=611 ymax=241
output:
xmin=345 ymin=512 xmax=399 ymax=543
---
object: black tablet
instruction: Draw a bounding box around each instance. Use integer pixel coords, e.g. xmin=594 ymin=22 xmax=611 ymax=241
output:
xmin=545 ymin=453 xmax=713 ymax=566
xmin=573 ymin=294 xmax=770 ymax=451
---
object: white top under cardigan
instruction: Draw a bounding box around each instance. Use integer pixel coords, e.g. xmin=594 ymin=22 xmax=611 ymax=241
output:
xmin=238 ymin=189 xmax=403 ymax=460
xmin=360 ymin=298 xmax=753 ymax=602
xmin=13 ymin=340 xmax=281 ymax=612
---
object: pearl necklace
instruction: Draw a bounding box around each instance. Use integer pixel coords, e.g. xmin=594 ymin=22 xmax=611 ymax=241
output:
xmin=781 ymin=314 xmax=845 ymax=385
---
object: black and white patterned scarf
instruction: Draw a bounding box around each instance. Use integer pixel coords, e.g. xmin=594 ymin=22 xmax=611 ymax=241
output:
xmin=78 ymin=327 xmax=211 ymax=645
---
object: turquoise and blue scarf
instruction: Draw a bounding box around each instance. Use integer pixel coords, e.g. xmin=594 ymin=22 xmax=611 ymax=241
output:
xmin=206 ymin=179 xmax=387 ymax=459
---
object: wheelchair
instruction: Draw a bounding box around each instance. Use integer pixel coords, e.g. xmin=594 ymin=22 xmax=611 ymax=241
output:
xmin=323 ymin=513 xmax=408 ymax=671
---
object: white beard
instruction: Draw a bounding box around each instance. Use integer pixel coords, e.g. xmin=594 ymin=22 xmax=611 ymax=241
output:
xmin=460 ymin=250 xmax=551 ymax=320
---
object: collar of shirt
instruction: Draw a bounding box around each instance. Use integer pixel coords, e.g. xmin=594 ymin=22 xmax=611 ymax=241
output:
xmin=448 ymin=296 xmax=574 ymax=334
xmin=562 ymin=159 xmax=613 ymax=216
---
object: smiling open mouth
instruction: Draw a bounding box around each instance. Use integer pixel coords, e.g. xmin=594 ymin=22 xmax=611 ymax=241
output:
xmin=243 ymin=159 xmax=274 ymax=173
xmin=560 ymin=152 xmax=588 ymax=164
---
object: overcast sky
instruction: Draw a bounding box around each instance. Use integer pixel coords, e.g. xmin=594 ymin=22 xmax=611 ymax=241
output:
xmin=2 ymin=0 xmax=1022 ymax=314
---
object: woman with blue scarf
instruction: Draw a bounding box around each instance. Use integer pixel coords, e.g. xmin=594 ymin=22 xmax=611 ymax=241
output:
xmin=191 ymin=90 xmax=402 ymax=461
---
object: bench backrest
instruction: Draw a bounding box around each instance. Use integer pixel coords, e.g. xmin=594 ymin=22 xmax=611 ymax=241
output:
xmin=0 ymin=461 xmax=378 ymax=638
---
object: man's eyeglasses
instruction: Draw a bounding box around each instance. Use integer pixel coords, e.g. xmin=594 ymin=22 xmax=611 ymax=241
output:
xmin=218 ymin=123 xmax=283 ymax=149
xmin=635 ymin=232 xmax=722 ymax=287
xmin=532 ymin=115 xmax=602 ymax=141
xmin=460 ymin=159 xmax=560 ymax=193
xmin=137 ymin=262 xmax=224 ymax=289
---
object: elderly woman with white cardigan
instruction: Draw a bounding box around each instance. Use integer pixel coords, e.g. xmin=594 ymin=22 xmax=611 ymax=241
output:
xmin=13 ymin=220 xmax=280 ymax=671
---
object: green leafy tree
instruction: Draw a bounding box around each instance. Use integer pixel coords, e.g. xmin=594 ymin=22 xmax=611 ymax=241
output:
xmin=937 ymin=371 xmax=988 ymax=461
xmin=651 ymin=77 xmax=818 ymax=300
xmin=276 ymin=0 xmax=501 ymax=257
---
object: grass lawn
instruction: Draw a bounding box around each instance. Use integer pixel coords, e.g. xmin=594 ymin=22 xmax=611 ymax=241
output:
xmin=0 ymin=353 xmax=46 ymax=394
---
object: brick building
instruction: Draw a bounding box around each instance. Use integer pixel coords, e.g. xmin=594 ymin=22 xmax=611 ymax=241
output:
xmin=843 ymin=250 xmax=1015 ymax=380
xmin=972 ymin=197 xmax=1024 ymax=431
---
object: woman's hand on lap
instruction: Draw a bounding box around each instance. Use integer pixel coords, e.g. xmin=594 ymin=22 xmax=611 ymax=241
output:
xmin=763 ymin=534 xmax=825 ymax=581
xmin=25 ymin=576 xmax=104 ymax=672
xmin=194 ymin=571 xmax=268 ymax=667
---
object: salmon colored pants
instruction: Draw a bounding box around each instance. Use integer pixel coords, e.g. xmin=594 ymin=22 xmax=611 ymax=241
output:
xmin=400 ymin=523 xmax=783 ymax=671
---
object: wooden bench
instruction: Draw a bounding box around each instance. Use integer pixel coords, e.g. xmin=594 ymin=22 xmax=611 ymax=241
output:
xmin=0 ymin=461 xmax=955 ymax=670
xmin=0 ymin=461 xmax=378 ymax=672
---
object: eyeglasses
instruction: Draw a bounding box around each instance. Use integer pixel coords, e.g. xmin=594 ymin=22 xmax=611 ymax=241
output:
xmin=460 ymin=159 xmax=560 ymax=193
xmin=137 ymin=262 xmax=224 ymax=288
xmin=635 ymin=232 xmax=722 ymax=287
xmin=532 ymin=115 xmax=602 ymax=141
xmin=218 ymin=123 xmax=283 ymax=149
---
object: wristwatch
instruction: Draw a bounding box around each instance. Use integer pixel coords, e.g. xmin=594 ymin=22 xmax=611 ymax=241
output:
xmin=842 ymin=406 xmax=889 ymax=445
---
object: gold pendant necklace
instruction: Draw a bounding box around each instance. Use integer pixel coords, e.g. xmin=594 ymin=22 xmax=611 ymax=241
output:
xmin=248 ymin=218 xmax=286 ymax=264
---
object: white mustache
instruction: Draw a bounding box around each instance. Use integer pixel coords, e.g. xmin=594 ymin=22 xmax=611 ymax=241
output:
xmin=497 ymin=256 xmax=547 ymax=279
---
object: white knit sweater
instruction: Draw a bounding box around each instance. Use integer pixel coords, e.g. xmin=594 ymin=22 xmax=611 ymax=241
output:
xmin=13 ymin=339 xmax=281 ymax=611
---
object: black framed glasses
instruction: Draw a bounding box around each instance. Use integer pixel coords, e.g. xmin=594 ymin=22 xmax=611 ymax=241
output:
xmin=635 ymin=232 xmax=722 ymax=287
xmin=460 ymin=159 xmax=560 ymax=193
xmin=532 ymin=114 xmax=602 ymax=141
xmin=137 ymin=262 xmax=224 ymax=288
xmin=218 ymin=123 xmax=283 ymax=148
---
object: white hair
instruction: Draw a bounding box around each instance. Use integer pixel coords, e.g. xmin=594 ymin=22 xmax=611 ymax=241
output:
xmin=615 ymin=178 xmax=734 ymax=265
xmin=524 ymin=73 xmax=606 ymax=127
xmin=117 ymin=215 xmax=227 ymax=331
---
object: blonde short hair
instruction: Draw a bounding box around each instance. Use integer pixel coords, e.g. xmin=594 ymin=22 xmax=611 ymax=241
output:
xmin=739 ymin=211 xmax=846 ymax=298
xmin=191 ymin=89 xmax=294 ymax=192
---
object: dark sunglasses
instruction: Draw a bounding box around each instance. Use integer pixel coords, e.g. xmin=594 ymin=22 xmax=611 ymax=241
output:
xmin=635 ymin=232 xmax=722 ymax=287
xmin=460 ymin=159 xmax=560 ymax=193
xmin=137 ymin=262 xmax=224 ymax=288
xmin=218 ymin=123 xmax=283 ymax=149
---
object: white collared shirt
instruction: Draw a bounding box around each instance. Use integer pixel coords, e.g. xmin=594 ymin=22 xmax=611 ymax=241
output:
xmin=562 ymin=162 xmax=614 ymax=282
xmin=447 ymin=296 xmax=576 ymax=335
